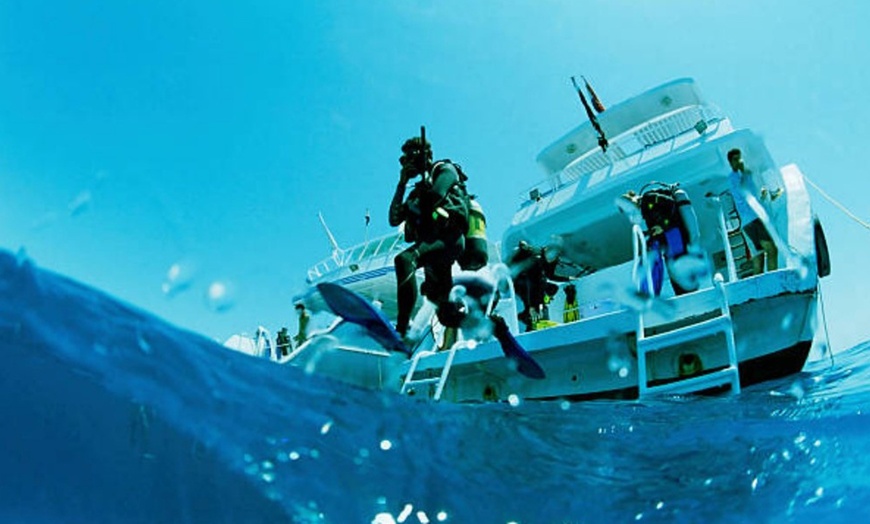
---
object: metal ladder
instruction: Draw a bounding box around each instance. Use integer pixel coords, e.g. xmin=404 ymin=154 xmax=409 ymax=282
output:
xmin=398 ymin=265 xmax=518 ymax=401
xmin=710 ymin=192 xmax=754 ymax=281
xmin=399 ymin=342 xmax=463 ymax=401
xmin=636 ymin=275 xmax=741 ymax=398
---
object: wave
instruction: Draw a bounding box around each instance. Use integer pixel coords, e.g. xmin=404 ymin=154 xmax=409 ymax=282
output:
xmin=2 ymin=249 xmax=870 ymax=523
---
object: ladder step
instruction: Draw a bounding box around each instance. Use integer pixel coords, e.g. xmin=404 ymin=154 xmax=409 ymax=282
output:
xmin=638 ymin=315 xmax=731 ymax=353
xmin=404 ymin=377 xmax=441 ymax=387
xmin=644 ymin=366 xmax=739 ymax=396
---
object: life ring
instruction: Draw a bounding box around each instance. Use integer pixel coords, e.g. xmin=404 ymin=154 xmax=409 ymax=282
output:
xmin=814 ymin=217 xmax=831 ymax=278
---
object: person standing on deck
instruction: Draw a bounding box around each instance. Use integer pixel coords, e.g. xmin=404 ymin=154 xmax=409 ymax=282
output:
xmin=293 ymin=303 xmax=310 ymax=347
xmin=727 ymin=148 xmax=780 ymax=274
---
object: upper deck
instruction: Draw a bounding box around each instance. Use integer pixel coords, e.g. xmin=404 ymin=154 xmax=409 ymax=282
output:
xmin=502 ymin=78 xmax=792 ymax=273
xmin=521 ymin=78 xmax=728 ymax=208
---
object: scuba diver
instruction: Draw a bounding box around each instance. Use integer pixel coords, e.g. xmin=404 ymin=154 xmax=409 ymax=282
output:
xmin=388 ymin=133 xmax=474 ymax=338
xmin=276 ymin=327 xmax=291 ymax=357
xmin=626 ymin=181 xmax=706 ymax=296
xmin=507 ymin=240 xmax=563 ymax=331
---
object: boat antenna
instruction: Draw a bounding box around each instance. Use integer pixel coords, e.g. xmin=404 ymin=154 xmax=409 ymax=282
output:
xmin=364 ymin=208 xmax=371 ymax=244
xmin=571 ymin=76 xmax=608 ymax=153
xmin=317 ymin=211 xmax=343 ymax=255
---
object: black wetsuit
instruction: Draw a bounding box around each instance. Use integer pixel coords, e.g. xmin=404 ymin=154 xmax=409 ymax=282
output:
xmin=508 ymin=243 xmax=559 ymax=332
xmin=389 ymin=162 xmax=466 ymax=336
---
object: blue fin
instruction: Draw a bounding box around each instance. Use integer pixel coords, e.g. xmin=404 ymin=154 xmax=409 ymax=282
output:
xmin=490 ymin=315 xmax=546 ymax=379
xmin=316 ymin=282 xmax=411 ymax=357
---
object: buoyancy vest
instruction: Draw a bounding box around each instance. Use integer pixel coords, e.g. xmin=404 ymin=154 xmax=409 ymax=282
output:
xmin=458 ymin=197 xmax=488 ymax=270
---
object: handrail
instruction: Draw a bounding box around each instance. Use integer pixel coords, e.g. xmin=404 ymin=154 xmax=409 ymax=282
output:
xmin=306 ymin=231 xmax=408 ymax=283
xmin=707 ymin=192 xmax=738 ymax=282
xmin=631 ymin=224 xmax=653 ymax=296
xmin=519 ymin=110 xmax=724 ymax=207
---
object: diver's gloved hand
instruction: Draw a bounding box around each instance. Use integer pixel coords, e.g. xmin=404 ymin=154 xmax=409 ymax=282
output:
xmin=399 ymin=161 xmax=417 ymax=185
xmin=399 ymin=136 xmax=432 ymax=180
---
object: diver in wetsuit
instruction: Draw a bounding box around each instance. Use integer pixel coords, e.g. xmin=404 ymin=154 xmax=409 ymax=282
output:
xmin=632 ymin=182 xmax=704 ymax=296
xmin=389 ymin=135 xmax=470 ymax=337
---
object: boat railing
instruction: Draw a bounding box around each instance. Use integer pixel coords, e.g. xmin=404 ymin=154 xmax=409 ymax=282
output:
xmin=520 ymin=105 xmax=726 ymax=206
xmin=630 ymin=224 xmax=654 ymax=296
xmin=306 ymin=231 xmax=407 ymax=283
xmin=707 ymin=191 xmax=740 ymax=282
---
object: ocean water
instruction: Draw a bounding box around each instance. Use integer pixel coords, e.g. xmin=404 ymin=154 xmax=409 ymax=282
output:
xmin=2 ymin=248 xmax=869 ymax=524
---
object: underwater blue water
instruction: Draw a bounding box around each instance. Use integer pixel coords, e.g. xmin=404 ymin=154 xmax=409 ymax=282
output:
xmin=2 ymin=248 xmax=870 ymax=524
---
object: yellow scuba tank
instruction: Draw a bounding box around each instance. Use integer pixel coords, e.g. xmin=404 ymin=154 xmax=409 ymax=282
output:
xmin=458 ymin=198 xmax=488 ymax=270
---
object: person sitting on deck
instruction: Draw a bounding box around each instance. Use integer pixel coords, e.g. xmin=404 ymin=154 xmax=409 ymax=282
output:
xmin=562 ymin=283 xmax=580 ymax=323
xmin=276 ymin=327 xmax=291 ymax=357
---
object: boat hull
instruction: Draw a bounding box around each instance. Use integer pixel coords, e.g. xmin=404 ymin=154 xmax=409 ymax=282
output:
xmin=286 ymin=270 xmax=818 ymax=403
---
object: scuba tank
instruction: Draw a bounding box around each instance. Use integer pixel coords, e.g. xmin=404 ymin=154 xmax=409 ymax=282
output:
xmin=458 ymin=198 xmax=489 ymax=271
xmin=673 ymin=187 xmax=701 ymax=248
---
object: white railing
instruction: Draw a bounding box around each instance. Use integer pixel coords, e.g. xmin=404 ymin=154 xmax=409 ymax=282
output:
xmin=520 ymin=105 xmax=724 ymax=206
xmin=306 ymin=232 xmax=407 ymax=283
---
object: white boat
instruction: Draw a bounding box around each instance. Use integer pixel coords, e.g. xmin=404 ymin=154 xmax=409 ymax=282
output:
xmin=294 ymin=228 xmax=410 ymax=320
xmin=237 ymin=77 xmax=831 ymax=403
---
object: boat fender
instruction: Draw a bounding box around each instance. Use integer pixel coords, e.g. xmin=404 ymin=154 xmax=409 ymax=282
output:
xmin=677 ymin=353 xmax=703 ymax=377
xmin=814 ymin=217 xmax=831 ymax=278
xmin=482 ymin=384 xmax=498 ymax=402
xmin=458 ymin=198 xmax=489 ymax=271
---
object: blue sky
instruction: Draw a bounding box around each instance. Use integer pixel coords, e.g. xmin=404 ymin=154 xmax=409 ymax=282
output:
xmin=2 ymin=1 xmax=869 ymax=351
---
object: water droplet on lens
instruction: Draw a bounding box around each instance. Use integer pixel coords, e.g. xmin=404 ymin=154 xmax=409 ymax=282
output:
xmin=205 ymin=280 xmax=237 ymax=312
xmin=162 ymin=259 xmax=197 ymax=297
xmin=786 ymin=381 xmax=805 ymax=400
xmin=68 ymin=190 xmax=92 ymax=217
xmin=137 ymin=329 xmax=152 ymax=354
xmin=373 ymin=513 xmax=397 ymax=524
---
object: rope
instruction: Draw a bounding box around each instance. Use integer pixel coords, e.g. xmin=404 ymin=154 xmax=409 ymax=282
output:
xmin=804 ymin=175 xmax=870 ymax=230
xmin=817 ymin=282 xmax=835 ymax=367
